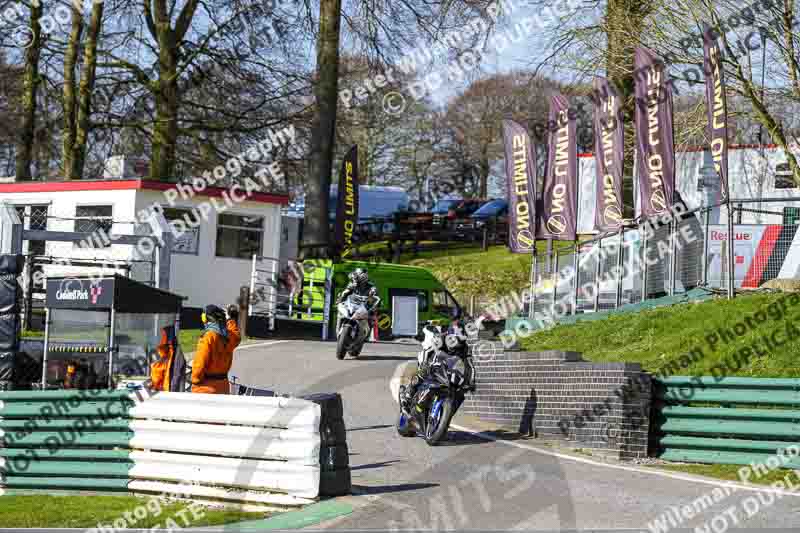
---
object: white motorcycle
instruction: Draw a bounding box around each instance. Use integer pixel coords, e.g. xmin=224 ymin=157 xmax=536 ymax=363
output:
xmin=336 ymin=294 xmax=371 ymax=360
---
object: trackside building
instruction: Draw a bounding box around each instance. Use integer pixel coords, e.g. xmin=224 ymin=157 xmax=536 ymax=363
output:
xmin=0 ymin=179 xmax=289 ymax=321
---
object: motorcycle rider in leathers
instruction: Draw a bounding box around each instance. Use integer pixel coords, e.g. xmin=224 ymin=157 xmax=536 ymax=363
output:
xmin=400 ymin=308 xmax=470 ymax=412
xmin=336 ymin=268 xmax=381 ymax=332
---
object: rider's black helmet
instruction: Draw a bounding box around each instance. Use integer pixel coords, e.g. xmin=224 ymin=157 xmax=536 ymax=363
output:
xmin=350 ymin=268 xmax=369 ymax=286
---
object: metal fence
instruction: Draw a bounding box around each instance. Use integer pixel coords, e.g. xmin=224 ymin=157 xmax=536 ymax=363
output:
xmin=526 ymin=198 xmax=800 ymax=324
xmin=248 ymin=255 xmax=333 ymax=337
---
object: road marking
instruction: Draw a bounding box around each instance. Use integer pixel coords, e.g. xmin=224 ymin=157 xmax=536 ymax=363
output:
xmin=450 ymin=424 xmax=800 ymax=498
xmin=236 ymin=341 xmax=290 ymax=351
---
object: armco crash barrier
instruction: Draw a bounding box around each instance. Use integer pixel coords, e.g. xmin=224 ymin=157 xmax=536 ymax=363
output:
xmin=652 ymin=377 xmax=800 ymax=468
xmin=0 ymin=390 xmax=351 ymax=505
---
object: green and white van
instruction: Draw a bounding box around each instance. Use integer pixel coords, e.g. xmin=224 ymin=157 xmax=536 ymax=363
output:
xmin=294 ymin=259 xmax=461 ymax=338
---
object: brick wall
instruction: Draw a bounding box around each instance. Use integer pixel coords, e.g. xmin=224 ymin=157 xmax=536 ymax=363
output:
xmin=463 ymin=350 xmax=651 ymax=460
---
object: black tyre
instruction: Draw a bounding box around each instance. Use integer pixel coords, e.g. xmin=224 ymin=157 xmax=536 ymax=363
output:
xmin=424 ymin=397 xmax=454 ymax=446
xmin=349 ymin=341 xmax=363 ymax=358
xmin=336 ymin=326 xmax=349 ymax=360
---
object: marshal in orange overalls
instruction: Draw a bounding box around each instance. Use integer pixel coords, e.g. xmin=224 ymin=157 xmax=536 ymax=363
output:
xmin=191 ymin=329 xmax=232 ymax=394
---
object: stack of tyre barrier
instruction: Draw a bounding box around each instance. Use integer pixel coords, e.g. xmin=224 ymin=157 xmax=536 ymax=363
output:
xmin=301 ymin=393 xmax=351 ymax=496
xmin=0 ymin=255 xmax=23 ymax=391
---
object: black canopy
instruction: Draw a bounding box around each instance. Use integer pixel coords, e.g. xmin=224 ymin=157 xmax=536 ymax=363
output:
xmin=46 ymin=275 xmax=183 ymax=313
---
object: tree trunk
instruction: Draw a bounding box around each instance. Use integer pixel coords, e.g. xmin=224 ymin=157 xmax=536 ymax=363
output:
xmin=150 ymin=45 xmax=179 ymax=181
xmin=605 ymin=0 xmax=649 ymax=214
xmin=62 ymin=6 xmax=83 ymax=180
xmin=16 ymin=2 xmax=43 ymax=181
xmin=302 ymin=0 xmax=343 ymax=259
xmin=72 ymin=1 xmax=104 ymax=180
xmin=479 ymin=158 xmax=490 ymax=198
xmin=145 ymin=0 xmax=199 ymax=181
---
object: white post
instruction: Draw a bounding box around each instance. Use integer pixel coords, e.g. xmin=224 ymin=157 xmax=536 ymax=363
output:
xmin=108 ymin=306 xmax=116 ymax=390
xmin=41 ymin=308 xmax=50 ymax=388
xmin=248 ymin=254 xmax=257 ymax=317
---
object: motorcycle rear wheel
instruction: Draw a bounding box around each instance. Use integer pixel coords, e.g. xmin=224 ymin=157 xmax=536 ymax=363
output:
xmin=336 ymin=326 xmax=350 ymax=360
xmin=425 ymin=397 xmax=454 ymax=446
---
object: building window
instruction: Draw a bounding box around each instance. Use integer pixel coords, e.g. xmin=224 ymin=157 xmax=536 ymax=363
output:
xmin=216 ymin=213 xmax=263 ymax=259
xmin=775 ymin=162 xmax=796 ymax=189
xmin=74 ymin=205 xmax=113 ymax=247
xmin=162 ymin=207 xmax=200 ymax=255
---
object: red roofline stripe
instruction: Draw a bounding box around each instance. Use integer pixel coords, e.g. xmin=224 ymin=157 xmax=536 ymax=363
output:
xmin=139 ymin=180 xmax=290 ymax=205
xmin=0 ymin=179 xmax=290 ymax=205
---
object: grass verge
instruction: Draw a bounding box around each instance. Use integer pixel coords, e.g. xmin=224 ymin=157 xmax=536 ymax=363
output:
xmin=0 ymin=495 xmax=269 ymax=528
xmin=520 ymin=292 xmax=800 ymax=377
xmin=650 ymin=463 xmax=800 ymax=488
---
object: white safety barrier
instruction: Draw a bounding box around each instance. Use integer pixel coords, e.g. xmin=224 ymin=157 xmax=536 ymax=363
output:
xmin=126 ymin=392 xmax=322 ymax=504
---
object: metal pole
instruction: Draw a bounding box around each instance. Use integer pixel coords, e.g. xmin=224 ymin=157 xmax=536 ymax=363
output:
xmin=108 ymin=306 xmax=116 ymax=390
xmin=322 ymin=268 xmax=333 ymax=341
xmin=572 ymin=242 xmax=580 ymax=315
xmin=530 ymin=253 xmax=537 ymax=319
xmin=551 ymin=251 xmax=559 ymax=318
xmin=269 ymin=259 xmax=278 ymax=331
xmin=615 ymin=228 xmax=624 ymax=308
xmin=669 ymin=218 xmax=676 ymax=296
xmin=546 ymin=239 xmax=553 ymax=273
xmin=154 ymin=245 xmax=160 ymax=289
xmin=641 ymin=227 xmax=649 ymax=302
xmin=41 ymin=308 xmax=50 ymax=389
xmin=702 ymin=208 xmax=710 ymax=286
xmin=248 ymin=254 xmax=257 ymax=317
xmin=727 ymin=202 xmax=736 ymax=299
xmin=593 ymin=240 xmax=602 ymax=313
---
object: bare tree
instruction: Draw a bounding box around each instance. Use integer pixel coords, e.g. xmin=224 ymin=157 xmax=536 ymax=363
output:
xmin=63 ymin=0 xmax=105 ymax=180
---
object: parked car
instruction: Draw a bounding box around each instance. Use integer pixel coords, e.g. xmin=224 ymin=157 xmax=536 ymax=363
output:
xmin=456 ymin=199 xmax=508 ymax=242
xmin=432 ymin=198 xmax=485 ymax=229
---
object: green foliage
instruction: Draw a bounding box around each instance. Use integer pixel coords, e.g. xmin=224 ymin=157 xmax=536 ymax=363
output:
xmin=520 ymin=293 xmax=800 ymax=378
xmin=0 ymin=495 xmax=268 ymax=528
xmin=652 ymin=464 xmax=800 ymax=487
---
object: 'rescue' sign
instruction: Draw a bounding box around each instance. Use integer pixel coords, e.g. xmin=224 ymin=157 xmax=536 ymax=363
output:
xmin=502 ymin=119 xmax=537 ymax=253
xmin=46 ymin=278 xmax=114 ymax=309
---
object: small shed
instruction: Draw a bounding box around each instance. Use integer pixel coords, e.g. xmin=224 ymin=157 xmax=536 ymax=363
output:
xmin=43 ymin=275 xmax=184 ymax=389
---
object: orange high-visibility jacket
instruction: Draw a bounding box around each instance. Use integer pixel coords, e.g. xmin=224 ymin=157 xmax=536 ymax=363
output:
xmin=226 ymin=319 xmax=242 ymax=352
xmin=191 ymin=330 xmax=231 ymax=394
xmin=150 ymin=329 xmax=175 ymax=392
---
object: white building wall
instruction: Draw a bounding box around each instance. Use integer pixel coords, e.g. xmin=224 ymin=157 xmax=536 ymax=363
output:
xmin=0 ymin=188 xmax=140 ymax=278
xmin=135 ymin=191 xmax=282 ymax=310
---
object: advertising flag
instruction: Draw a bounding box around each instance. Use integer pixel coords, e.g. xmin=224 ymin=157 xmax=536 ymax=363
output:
xmin=634 ymin=46 xmax=675 ymax=218
xmin=703 ymin=24 xmax=730 ymax=201
xmin=537 ymin=93 xmax=577 ymax=241
xmin=593 ymin=77 xmax=624 ymax=232
xmin=502 ymin=120 xmax=537 ymax=253
xmin=334 ymin=145 xmax=359 ymax=257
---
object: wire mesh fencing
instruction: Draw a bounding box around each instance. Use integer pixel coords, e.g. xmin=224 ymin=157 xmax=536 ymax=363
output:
xmin=523 ymin=199 xmax=800 ymax=326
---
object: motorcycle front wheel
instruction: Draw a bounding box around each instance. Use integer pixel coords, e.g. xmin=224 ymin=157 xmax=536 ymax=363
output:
xmin=396 ymin=411 xmax=415 ymax=437
xmin=336 ymin=325 xmax=350 ymax=360
xmin=424 ymin=396 xmax=454 ymax=446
